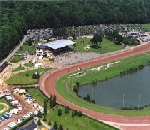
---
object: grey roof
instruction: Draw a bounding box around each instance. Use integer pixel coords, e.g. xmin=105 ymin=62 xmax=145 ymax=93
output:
xmin=44 ymin=40 xmax=76 ymax=49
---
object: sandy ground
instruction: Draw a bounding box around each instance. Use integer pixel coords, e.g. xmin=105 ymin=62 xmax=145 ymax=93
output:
xmin=0 ymin=102 xmax=9 ymax=114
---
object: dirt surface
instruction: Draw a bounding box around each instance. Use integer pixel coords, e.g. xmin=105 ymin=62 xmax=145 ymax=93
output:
xmin=39 ymin=42 xmax=150 ymax=130
xmin=0 ymin=102 xmax=9 ymax=114
xmin=0 ymin=92 xmax=36 ymax=129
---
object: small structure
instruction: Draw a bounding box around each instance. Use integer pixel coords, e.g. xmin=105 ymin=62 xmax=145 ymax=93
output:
xmin=34 ymin=63 xmax=42 ymax=68
xmin=18 ymin=89 xmax=26 ymax=95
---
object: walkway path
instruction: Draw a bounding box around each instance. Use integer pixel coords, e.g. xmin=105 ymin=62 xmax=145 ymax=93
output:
xmin=39 ymin=42 xmax=150 ymax=130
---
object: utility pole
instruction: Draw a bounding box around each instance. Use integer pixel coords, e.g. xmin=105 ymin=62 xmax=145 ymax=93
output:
xmin=123 ymin=93 xmax=125 ymax=109
xmin=138 ymin=94 xmax=141 ymax=110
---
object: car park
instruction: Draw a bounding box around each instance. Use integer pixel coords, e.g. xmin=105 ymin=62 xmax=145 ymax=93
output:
xmin=8 ymin=121 xmax=16 ymax=128
xmin=3 ymin=128 xmax=9 ymax=130
xmin=0 ymin=117 xmax=5 ymax=121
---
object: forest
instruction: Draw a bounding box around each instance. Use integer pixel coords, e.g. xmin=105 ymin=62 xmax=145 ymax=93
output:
xmin=1 ymin=0 xmax=150 ymax=61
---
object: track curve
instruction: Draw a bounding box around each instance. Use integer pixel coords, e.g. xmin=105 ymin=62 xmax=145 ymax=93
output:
xmin=39 ymin=43 xmax=150 ymax=130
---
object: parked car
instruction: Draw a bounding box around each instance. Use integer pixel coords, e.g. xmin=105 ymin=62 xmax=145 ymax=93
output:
xmin=8 ymin=121 xmax=16 ymax=128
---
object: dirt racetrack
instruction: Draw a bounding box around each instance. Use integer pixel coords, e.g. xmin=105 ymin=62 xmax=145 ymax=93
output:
xmin=39 ymin=43 xmax=150 ymax=130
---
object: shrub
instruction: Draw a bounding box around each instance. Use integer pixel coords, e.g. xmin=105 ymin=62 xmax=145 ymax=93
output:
xmin=73 ymin=85 xmax=78 ymax=93
xmin=58 ymin=109 xmax=62 ymax=116
xmin=32 ymin=72 xmax=40 ymax=79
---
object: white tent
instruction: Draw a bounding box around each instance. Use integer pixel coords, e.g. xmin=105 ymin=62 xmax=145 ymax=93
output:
xmin=45 ymin=39 xmax=76 ymax=49
xmin=34 ymin=63 xmax=42 ymax=68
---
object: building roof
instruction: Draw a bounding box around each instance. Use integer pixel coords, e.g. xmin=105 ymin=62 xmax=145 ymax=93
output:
xmin=44 ymin=40 xmax=75 ymax=49
xmin=19 ymin=89 xmax=26 ymax=94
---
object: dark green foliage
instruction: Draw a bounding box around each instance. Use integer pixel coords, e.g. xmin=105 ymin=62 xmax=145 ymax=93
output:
xmin=26 ymin=38 xmax=33 ymax=46
xmin=1 ymin=1 xmax=150 ymax=61
xmin=78 ymin=111 xmax=82 ymax=117
xmin=11 ymin=116 xmax=34 ymax=130
xmin=92 ymin=79 xmax=98 ymax=84
xmin=48 ymin=120 xmax=52 ymax=126
xmin=123 ymin=37 xmax=140 ymax=46
xmin=91 ymin=33 xmax=103 ymax=47
xmin=91 ymin=100 xmax=95 ymax=104
xmin=58 ymin=109 xmax=62 ymax=116
xmin=138 ymin=65 xmax=144 ymax=69
xmin=26 ymin=73 xmax=29 ymax=77
xmin=76 ymin=82 xmax=80 ymax=88
xmin=50 ymin=94 xmax=57 ymax=108
xmin=37 ymin=111 xmax=42 ymax=118
xmin=37 ymin=119 xmax=42 ymax=126
xmin=32 ymin=72 xmax=40 ymax=79
xmin=73 ymin=85 xmax=78 ymax=93
xmin=43 ymin=113 xmax=47 ymax=121
xmin=58 ymin=124 xmax=63 ymax=130
xmin=53 ymin=121 xmax=58 ymax=130
xmin=65 ymin=106 xmax=70 ymax=114
xmin=86 ymin=93 xmax=91 ymax=102
xmin=44 ymin=99 xmax=47 ymax=114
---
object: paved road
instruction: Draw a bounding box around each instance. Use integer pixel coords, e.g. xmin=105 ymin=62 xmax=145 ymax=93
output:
xmin=39 ymin=42 xmax=150 ymax=130
xmin=0 ymin=35 xmax=27 ymax=66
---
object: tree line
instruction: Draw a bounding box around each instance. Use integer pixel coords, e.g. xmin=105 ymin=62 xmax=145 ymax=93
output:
xmin=1 ymin=0 xmax=150 ymax=61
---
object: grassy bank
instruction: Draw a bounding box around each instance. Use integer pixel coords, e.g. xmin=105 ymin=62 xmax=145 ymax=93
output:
xmin=56 ymin=51 xmax=150 ymax=116
xmin=6 ymin=68 xmax=51 ymax=85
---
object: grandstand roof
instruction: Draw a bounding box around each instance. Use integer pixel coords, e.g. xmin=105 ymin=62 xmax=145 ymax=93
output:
xmin=44 ymin=40 xmax=75 ymax=49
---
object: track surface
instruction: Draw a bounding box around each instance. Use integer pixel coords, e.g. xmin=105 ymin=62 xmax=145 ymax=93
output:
xmin=39 ymin=43 xmax=150 ymax=130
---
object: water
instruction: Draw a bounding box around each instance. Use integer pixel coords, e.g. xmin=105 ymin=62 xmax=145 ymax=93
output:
xmin=78 ymin=65 xmax=150 ymax=108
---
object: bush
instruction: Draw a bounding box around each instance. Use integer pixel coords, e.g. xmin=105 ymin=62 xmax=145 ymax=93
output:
xmin=32 ymin=72 xmax=40 ymax=79
xmin=58 ymin=109 xmax=62 ymax=116
xmin=73 ymin=85 xmax=78 ymax=93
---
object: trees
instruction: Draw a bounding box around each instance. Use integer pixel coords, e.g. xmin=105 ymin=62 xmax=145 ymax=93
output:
xmin=44 ymin=99 xmax=47 ymax=114
xmin=58 ymin=124 xmax=63 ymax=130
xmin=53 ymin=121 xmax=58 ymax=130
xmin=50 ymin=95 xmax=57 ymax=108
xmin=90 ymin=33 xmax=103 ymax=47
xmin=1 ymin=0 xmax=150 ymax=61
xmin=58 ymin=109 xmax=62 ymax=116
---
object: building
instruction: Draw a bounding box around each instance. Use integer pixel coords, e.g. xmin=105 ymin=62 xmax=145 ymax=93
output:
xmin=36 ymin=39 xmax=76 ymax=56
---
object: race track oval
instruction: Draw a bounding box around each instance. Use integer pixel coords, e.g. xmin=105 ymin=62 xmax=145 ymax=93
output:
xmin=39 ymin=43 xmax=150 ymax=130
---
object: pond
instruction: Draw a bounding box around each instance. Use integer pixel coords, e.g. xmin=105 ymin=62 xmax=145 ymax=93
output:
xmin=78 ymin=65 xmax=150 ymax=108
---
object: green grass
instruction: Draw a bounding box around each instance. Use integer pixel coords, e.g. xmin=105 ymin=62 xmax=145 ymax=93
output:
xmin=47 ymin=106 xmax=118 ymax=130
xmin=10 ymin=55 xmax=23 ymax=63
xmin=74 ymin=38 xmax=124 ymax=53
xmin=13 ymin=65 xmax=25 ymax=72
xmin=27 ymin=88 xmax=118 ymax=130
xmin=0 ymin=97 xmax=13 ymax=117
xmin=56 ymin=51 xmax=150 ymax=116
xmin=0 ymin=104 xmax=4 ymax=110
xmin=6 ymin=68 xmax=51 ymax=85
xmin=24 ymin=62 xmax=34 ymax=68
xmin=19 ymin=44 xmax=36 ymax=53
xmin=142 ymin=24 xmax=150 ymax=32
xmin=27 ymin=88 xmax=47 ymax=106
